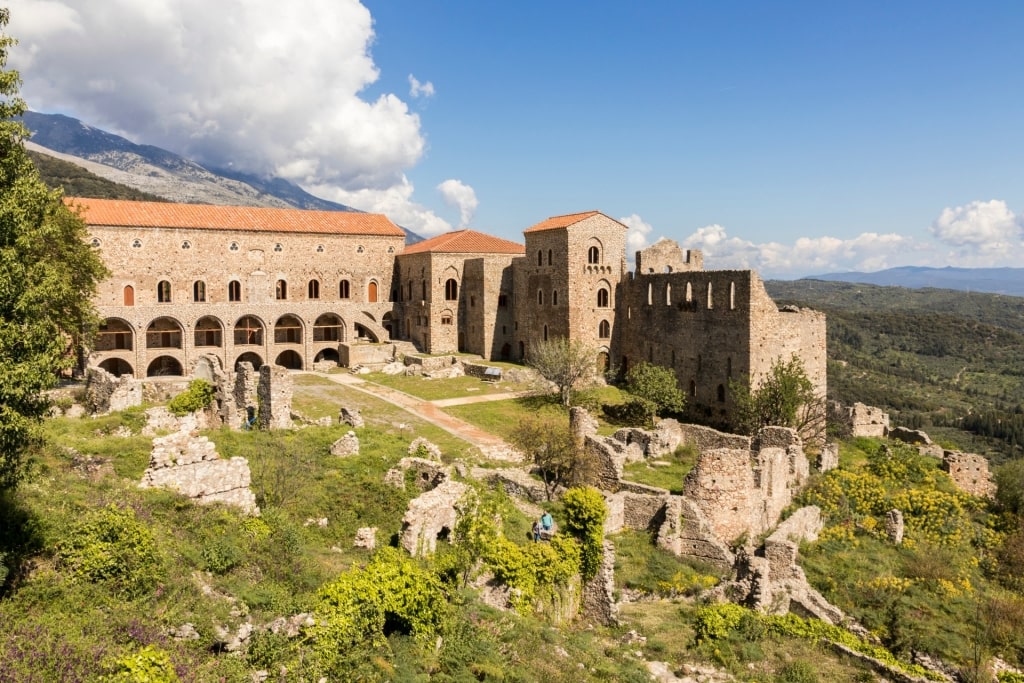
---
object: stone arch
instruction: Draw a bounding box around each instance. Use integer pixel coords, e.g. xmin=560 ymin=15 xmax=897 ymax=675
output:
xmin=275 ymin=350 xmax=303 ymax=370
xmin=308 ymin=279 xmax=321 ymax=300
xmin=500 ymin=343 xmax=511 ymax=360
xmin=146 ymin=355 xmax=183 ymax=377
xmin=235 ymin=352 xmax=263 ymax=370
xmin=234 ymin=315 xmax=265 ymax=346
xmin=146 ymin=317 xmax=183 ymax=349
xmin=157 ymin=280 xmax=172 ymax=303
xmin=444 ymin=278 xmax=458 ymax=301
xmin=382 ymin=312 xmax=394 ymax=338
xmin=96 ymin=317 xmax=134 ymax=351
xmin=598 ymin=319 xmax=610 ymax=339
xmin=194 ymin=316 xmax=224 ymax=347
xmin=355 ymin=312 xmax=389 ymax=342
xmin=193 ymin=280 xmax=207 ymax=302
xmin=314 ymin=313 xmax=345 ymax=342
xmin=274 ymin=314 xmax=304 ymax=344
xmin=367 ymin=280 xmax=379 ymax=303
xmin=98 ymin=357 xmax=134 ymax=377
xmin=339 ymin=278 xmax=351 ymax=299
xmin=586 ymin=237 xmax=603 ymax=264
xmin=596 ymin=350 xmax=609 ymax=373
xmin=314 ymin=348 xmax=340 ymax=364
xmin=597 ymin=281 xmax=610 ymax=308
xmin=354 ymin=323 xmax=379 ymax=342
xmin=275 ymin=279 xmax=288 ymax=300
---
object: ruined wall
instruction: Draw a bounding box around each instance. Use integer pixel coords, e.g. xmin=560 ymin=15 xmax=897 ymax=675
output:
xmin=834 ymin=401 xmax=890 ymax=438
xmin=257 ymin=364 xmax=293 ymax=429
xmin=942 ymin=451 xmax=996 ymax=499
xmin=635 ymin=240 xmax=703 ymax=275
xmin=84 ymin=366 xmax=143 ymax=414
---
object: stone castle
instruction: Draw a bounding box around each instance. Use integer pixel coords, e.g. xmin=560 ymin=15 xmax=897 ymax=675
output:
xmin=76 ymin=198 xmax=825 ymax=421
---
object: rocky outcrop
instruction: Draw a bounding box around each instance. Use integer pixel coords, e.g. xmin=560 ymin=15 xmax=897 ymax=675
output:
xmin=330 ymin=431 xmax=360 ymax=457
xmin=353 ymin=527 xmax=377 ymax=549
xmin=338 ymin=406 xmax=364 ymax=428
xmin=885 ymin=509 xmax=904 ymax=544
xmin=140 ymin=429 xmax=259 ymax=515
xmin=889 ymin=426 xmax=932 ymax=445
xmin=399 ymin=479 xmax=468 ymax=557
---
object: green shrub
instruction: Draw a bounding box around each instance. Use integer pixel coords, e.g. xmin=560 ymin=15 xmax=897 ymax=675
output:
xmin=776 ymin=660 xmax=819 ymax=683
xmin=103 ymin=645 xmax=179 ymax=682
xmin=563 ymin=486 xmax=607 ymax=580
xmin=603 ymin=397 xmax=656 ymax=427
xmin=693 ymin=603 xmax=747 ymax=642
xmin=56 ymin=505 xmax=163 ymax=597
xmin=168 ymin=379 xmax=215 ymax=416
xmin=624 ymin=361 xmax=686 ymax=416
xmin=200 ymin=536 xmax=243 ymax=575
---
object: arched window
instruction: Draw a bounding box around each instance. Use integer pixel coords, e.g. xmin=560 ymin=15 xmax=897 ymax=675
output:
xmin=445 ymin=278 xmax=458 ymax=301
xmin=275 ymin=279 xmax=287 ymax=300
xmin=228 ymin=280 xmax=242 ymax=302
xmin=547 ymin=249 xmax=552 ymax=265
xmin=123 ymin=285 xmax=134 ymax=306
xmin=597 ymin=288 xmax=609 ymax=308
xmin=707 ymin=282 xmax=713 ymax=309
xmin=368 ymin=281 xmax=378 ymax=303
xmin=666 ymin=283 xmax=671 ymax=306
xmin=537 ymin=290 xmax=544 ymax=305
xmin=308 ymin=279 xmax=320 ymax=299
xmin=730 ymin=281 xmax=736 ymax=310
xmin=647 ymin=282 xmax=653 ymax=306
xmin=340 ymin=279 xmax=351 ymax=299
xmin=598 ymin=320 xmax=610 ymax=339
xmin=193 ymin=280 xmax=206 ymax=302
xmin=157 ymin=280 xmax=171 ymax=303
xmin=537 ymin=250 xmax=543 ymax=266
xmin=552 ymin=290 xmax=558 ymax=306
xmin=588 ymin=246 xmax=600 ymax=264
xmin=543 ymin=324 xmax=548 ymax=341
xmin=717 ymin=384 xmax=726 ymax=402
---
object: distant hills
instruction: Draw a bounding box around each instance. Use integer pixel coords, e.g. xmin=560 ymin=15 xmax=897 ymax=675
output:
xmin=807 ymin=265 xmax=1024 ymax=296
xmin=20 ymin=111 xmax=423 ymax=243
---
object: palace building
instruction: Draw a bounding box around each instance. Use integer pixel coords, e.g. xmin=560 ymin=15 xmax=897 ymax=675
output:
xmin=76 ymin=198 xmax=825 ymax=421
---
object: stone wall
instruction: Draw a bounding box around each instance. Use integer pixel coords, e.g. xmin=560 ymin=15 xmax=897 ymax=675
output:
xmin=942 ymin=451 xmax=996 ymax=499
xmin=338 ymin=342 xmax=398 ymax=368
xmin=139 ymin=429 xmax=258 ymax=515
xmin=84 ymin=366 xmax=143 ymax=414
xmin=257 ymin=364 xmax=293 ymax=429
xmin=399 ymin=480 xmax=468 ymax=557
xmin=832 ymin=402 xmax=890 ymax=437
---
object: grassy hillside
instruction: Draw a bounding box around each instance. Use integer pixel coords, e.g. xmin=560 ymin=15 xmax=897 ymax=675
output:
xmin=29 ymin=149 xmax=168 ymax=202
xmin=766 ymin=279 xmax=1024 ymax=463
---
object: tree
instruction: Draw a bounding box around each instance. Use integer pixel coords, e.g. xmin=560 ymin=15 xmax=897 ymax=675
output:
xmin=0 ymin=10 xmax=107 ymax=491
xmin=525 ymin=337 xmax=598 ymax=407
xmin=509 ymin=416 xmax=595 ymax=498
xmin=729 ymin=354 xmax=824 ymax=443
xmin=625 ymin=361 xmax=686 ymax=421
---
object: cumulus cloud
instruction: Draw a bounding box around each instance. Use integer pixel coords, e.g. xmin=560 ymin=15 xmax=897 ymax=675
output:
xmin=930 ymin=199 xmax=1022 ymax=252
xmin=306 ymin=175 xmax=453 ymax=237
xmin=436 ymin=179 xmax=478 ymax=228
xmin=618 ymin=213 xmax=654 ymax=258
xmin=408 ymin=74 xmax=435 ymax=98
xmin=6 ymin=0 xmax=431 ymax=200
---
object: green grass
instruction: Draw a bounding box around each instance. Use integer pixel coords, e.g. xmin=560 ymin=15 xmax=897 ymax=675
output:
xmin=611 ymin=529 xmax=725 ymax=597
xmin=621 ymin=444 xmax=698 ymax=494
xmin=361 ymin=370 xmax=534 ymax=401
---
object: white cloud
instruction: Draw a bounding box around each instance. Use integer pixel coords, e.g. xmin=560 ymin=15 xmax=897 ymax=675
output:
xmin=408 ymin=74 xmax=435 ymax=99
xmin=930 ymin=199 xmax=1022 ymax=252
xmin=6 ymin=0 xmax=427 ymax=197
xmin=618 ymin=213 xmax=654 ymax=257
xmin=436 ymin=179 xmax=478 ymax=228
xmin=307 ymin=175 xmax=453 ymax=237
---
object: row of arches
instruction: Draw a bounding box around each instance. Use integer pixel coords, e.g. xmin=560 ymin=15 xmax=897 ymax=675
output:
xmin=534 ymin=241 xmax=604 ymax=267
xmin=121 ymin=278 xmax=380 ymax=306
xmin=96 ymin=313 xmax=359 ymax=351
xmin=98 ymin=347 xmax=344 ymax=379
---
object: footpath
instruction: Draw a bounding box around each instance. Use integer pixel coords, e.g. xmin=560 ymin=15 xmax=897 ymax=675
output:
xmin=310 ymin=371 xmax=525 ymax=461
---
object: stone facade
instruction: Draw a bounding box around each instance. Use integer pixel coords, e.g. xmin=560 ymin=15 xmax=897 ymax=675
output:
xmin=399 ymin=479 xmax=468 ymax=557
xmin=834 ymin=402 xmax=890 ymax=438
xmin=79 ymin=200 xmax=825 ymax=425
xmin=942 ymin=451 xmax=996 ymax=499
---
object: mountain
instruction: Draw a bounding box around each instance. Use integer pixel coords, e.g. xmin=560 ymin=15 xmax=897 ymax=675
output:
xmin=807 ymin=265 xmax=1024 ymax=296
xmin=20 ymin=111 xmax=423 ymax=243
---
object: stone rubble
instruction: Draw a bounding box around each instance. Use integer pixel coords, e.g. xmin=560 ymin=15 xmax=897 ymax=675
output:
xmin=329 ymin=431 xmax=360 ymax=457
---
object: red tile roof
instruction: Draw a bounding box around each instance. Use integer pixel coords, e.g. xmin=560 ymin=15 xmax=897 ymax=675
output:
xmin=65 ymin=197 xmax=406 ymax=237
xmin=400 ymin=229 xmax=525 ymax=255
xmin=523 ymin=210 xmax=625 ymax=233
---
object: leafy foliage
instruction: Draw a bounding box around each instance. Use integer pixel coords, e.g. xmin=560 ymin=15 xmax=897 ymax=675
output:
xmin=526 ymin=337 xmax=599 ymax=407
xmin=103 ymin=645 xmax=180 ymax=683
xmin=624 ymin=361 xmax=686 ymax=420
xmin=508 ymin=415 xmax=592 ymax=497
xmin=729 ymin=354 xmax=823 ymax=443
xmin=167 ymin=379 xmax=216 ymax=416
xmin=0 ymin=10 xmax=107 ymax=491
xmin=562 ymin=486 xmax=607 ymax=581
xmin=55 ymin=504 xmax=163 ymax=598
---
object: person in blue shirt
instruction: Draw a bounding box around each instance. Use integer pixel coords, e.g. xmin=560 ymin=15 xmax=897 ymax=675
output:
xmin=540 ymin=511 xmax=553 ymax=532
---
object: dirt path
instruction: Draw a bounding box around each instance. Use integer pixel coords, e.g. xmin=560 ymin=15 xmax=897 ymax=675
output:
xmin=310 ymin=372 xmax=523 ymax=461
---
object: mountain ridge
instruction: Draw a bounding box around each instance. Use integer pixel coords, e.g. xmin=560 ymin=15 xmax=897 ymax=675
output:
xmin=806 ymin=264 xmax=1024 ymax=295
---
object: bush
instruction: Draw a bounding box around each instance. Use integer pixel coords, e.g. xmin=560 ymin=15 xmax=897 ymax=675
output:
xmin=776 ymin=660 xmax=819 ymax=683
xmin=168 ymin=379 xmax=215 ymax=416
xmin=563 ymin=486 xmax=607 ymax=581
xmin=56 ymin=505 xmax=163 ymax=598
xmin=103 ymin=645 xmax=180 ymax=682
xmin=624 ymin=361 xmax=686 ymax=417
xmin=603 ymin=397 xmax=656 ymax=427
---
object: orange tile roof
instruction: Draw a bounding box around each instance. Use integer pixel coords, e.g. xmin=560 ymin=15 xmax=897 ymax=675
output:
xmin=523 ymin=210 xmax=625 ymax=233
xmin=64 ymin=197 xmax=406 ymax=237
xmin=400 ymin=229 xmax=525 ymax=255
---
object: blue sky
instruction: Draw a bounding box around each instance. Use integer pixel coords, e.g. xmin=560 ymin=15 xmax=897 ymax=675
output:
xmin=7 ymin=1 xmax=1024 ymax=277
